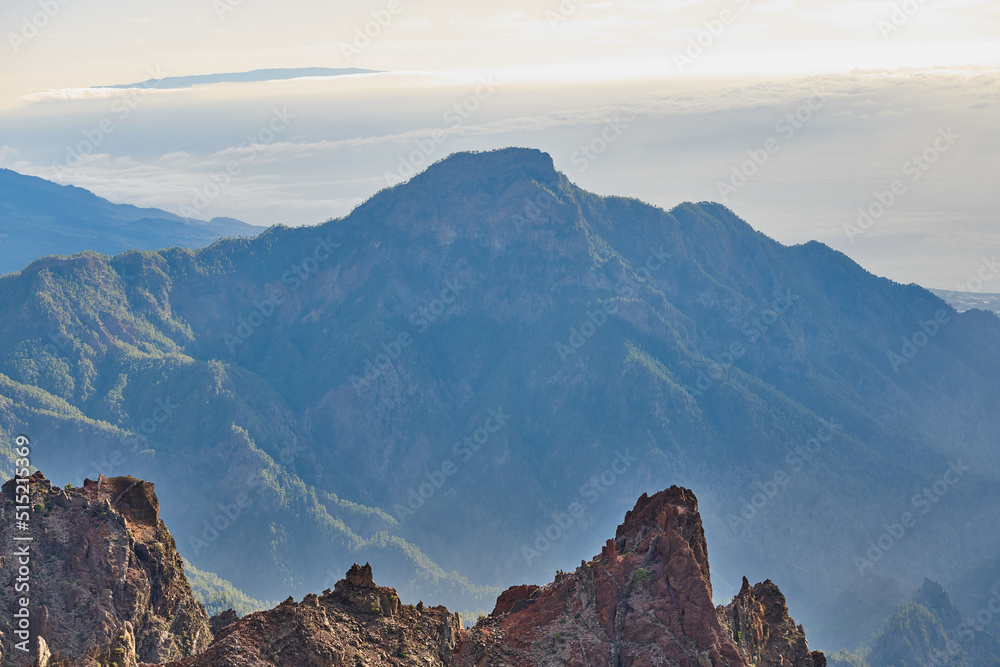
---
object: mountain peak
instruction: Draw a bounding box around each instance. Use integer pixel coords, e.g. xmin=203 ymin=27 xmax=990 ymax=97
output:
xmin=411 ymin=147 xmax=560 ymax=189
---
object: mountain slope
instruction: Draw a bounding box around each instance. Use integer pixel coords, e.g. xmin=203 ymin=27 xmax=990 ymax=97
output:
xmin=0 ymin=148 xmax=998 ymax=652
xmin=852 ymin=579 xmax=1000 ymax=667
xmin=0 ymin=169 xmax=263 ymax=275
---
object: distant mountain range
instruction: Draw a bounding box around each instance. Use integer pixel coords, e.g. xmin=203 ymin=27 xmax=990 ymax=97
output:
xmin=0 ymin=169 xmax=263 ymax=275
xmin=930 ymin=288 xmax=1000 ymax=316
xmin=96 ymin=67 xmax=380 ymax=90
xmin=1 ymin=148 xmax=999 ymax=656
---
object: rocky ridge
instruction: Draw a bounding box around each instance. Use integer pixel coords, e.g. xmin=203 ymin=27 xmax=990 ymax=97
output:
xmin=0 ymin=472 xmax=211 ymax=667
xmin=452 ymin=486 xmax=825 ymax=666
xmin=4 ymin=475 xmax=822 ymax=667
xmin=160 ymin=562 xmax=463 ymax=667
xmin=718 ymin=577 xmax=827 ymax=667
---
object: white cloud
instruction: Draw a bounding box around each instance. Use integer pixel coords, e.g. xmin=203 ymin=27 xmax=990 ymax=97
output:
xmin=1 ymin=66 xmax=997 ymax=286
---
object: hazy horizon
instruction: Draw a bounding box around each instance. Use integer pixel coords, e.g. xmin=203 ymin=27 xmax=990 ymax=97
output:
xmin=2 ymin=0 xmax=999 ymax=289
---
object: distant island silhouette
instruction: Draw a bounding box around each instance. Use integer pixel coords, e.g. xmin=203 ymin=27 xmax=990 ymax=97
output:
xmin=95 ymin=67 xmax=381 ymax=89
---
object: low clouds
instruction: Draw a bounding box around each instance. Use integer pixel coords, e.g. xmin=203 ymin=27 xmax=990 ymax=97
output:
xmin=0 ymin=67 xmax=997 ymax=287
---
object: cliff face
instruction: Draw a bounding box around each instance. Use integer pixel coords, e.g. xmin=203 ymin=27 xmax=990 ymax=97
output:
xmin=451 ymin=486 xmax=829 ymax=667
xmin=717 ymin=577 xmax=827 ymax=667
xmin=0 ymin=472 xmax=211 ymax=667
xmin=453 ymin=486 xmax=747 ymax=666
xmin=5 ymin=474 xmax=822 ymax=667
xmin=163 ymin=562 xmax=463 ymax=667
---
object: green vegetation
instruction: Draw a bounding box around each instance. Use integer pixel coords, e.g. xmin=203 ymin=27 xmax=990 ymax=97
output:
xmin=827 ymin=648 xmax=869 ymax=667
xmin=182 ymin=560 xmax=273 ymax=617
xmin=2 ymin=148 xmax=999 ymax=645
xmin=632 ymin=568 xmax=654 ymax=588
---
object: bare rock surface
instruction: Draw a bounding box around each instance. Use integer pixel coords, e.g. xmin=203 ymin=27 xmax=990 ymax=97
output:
xmin=4 ymin=474 xmax=822 ymax=667
xmin=0 ymin=472 xmax=211 ymax=666
xmin=717 ymin=577 xmax=827 ymax=667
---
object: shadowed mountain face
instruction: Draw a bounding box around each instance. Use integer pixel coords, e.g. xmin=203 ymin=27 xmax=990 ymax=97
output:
xmin=1 ymin=148 xmax=999 ymax=650
xmin=832 ymin=578 xmax=1000 ymax=667
xmin=0 ymin=169 xmax=262 ymax=275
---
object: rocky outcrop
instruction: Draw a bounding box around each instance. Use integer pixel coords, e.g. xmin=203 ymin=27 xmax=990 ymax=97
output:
xmin=0 ymin=472 xmax=211 ymax=667
xmin=7 ymin=475 xmax=822 ymax=667
xmin=161 ymin=564 xmax=463 ymax=667
xmin=453 ymin=487 xmax=751 ymax=666
xmin=208 ymin=610 xmax=238 ymax=636
xmin=452 ymin=486 xmax=825 ymax=666
xmin=718 ymin=577 xmax=826 ymax=667
xmin=490 ymin=585 xmax=539 ymax=617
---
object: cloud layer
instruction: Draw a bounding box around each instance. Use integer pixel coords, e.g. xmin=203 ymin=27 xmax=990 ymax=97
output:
xmin=1 ymin=67 xmax=996 ymax=287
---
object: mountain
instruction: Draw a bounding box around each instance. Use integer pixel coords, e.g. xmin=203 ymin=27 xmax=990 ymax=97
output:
xmin=1 ymin=148 xmax=999 ymax=654
xmin=4 ymin=473 xmax=822 ymax=666
xmin=96 ymin=67 xmax=380 ymax=90
xmin=827 ymin=579 xmax=1000 ymax=667
xmin=0 ymin=169 xmax=263 ymax=275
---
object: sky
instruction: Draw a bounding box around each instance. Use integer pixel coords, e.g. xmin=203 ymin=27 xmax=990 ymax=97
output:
xmin=1 ymin=0 xmax=999 ymax=288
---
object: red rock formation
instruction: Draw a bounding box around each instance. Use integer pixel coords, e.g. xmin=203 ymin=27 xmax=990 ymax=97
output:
xmin=717 ymin=578 xmax=826 ymax=667
xmin=0 ymin=473 xmax=211 ymax=667
xmin=490 ymin=585 xmax=540 ymax=617
xmin=453 ymin=486 xmax=750 ymax=666
xmin=11 ymin=475 xmax=823 ymax=667
xmin=453 ymin=486 xmax=825 ymax=666
xmin=159 ymin=565 xmax=463 ymax=667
